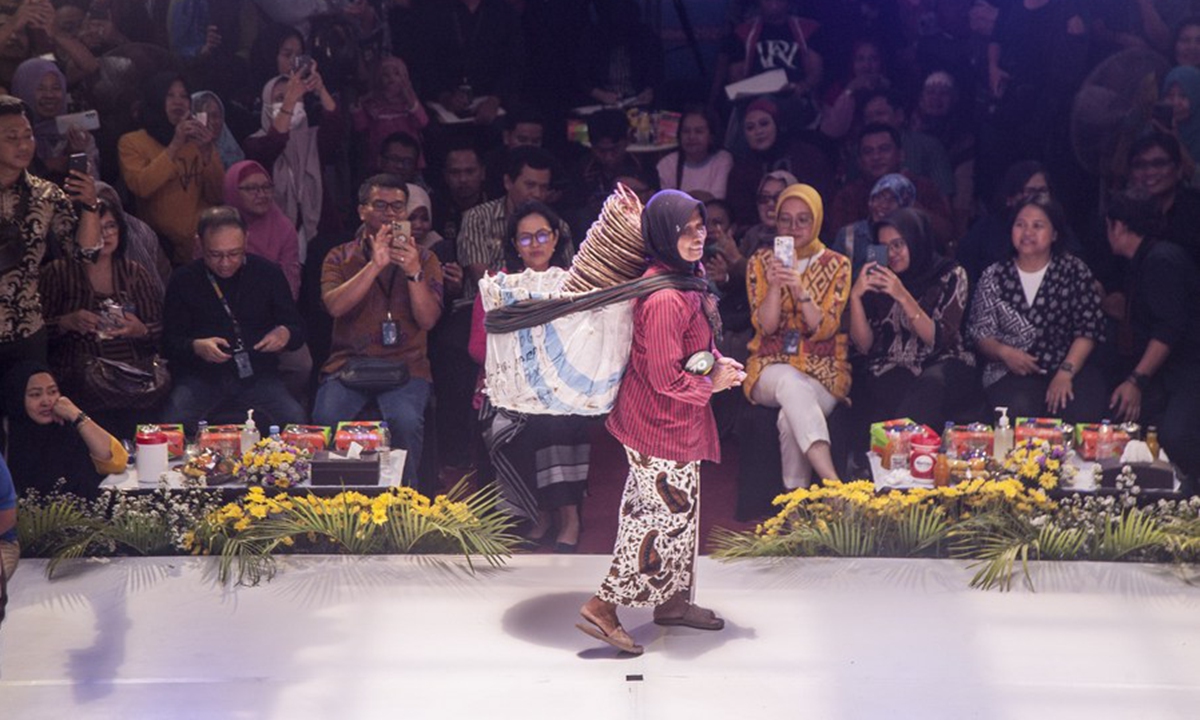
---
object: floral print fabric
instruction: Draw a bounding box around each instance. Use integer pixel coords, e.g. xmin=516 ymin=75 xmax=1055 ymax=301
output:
xmin=597 ymin=447 xmax=699 ymax=608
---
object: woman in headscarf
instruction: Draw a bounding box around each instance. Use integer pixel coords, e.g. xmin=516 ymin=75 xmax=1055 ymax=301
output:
xmin=191 ymin=90 xmax=245 ymax=169
xmin=577 ymin=190 xmax=745 ymax=656
xmin=726 ymin=96 xmax=834 ymax=226
xmin=223 ymin=160 xmax=300 ymax=298
xmin=744 ymin=183 xmax=851 ymax=489
xmin=847 ymin=208 xmax=975 ymax=444
xmin=10 ymin=57 xmax=99 ymax=181
xmin=351 ymin=55 xmax=428 ymax=174
xmin=3 ymin=360 xmax=127 ymax=499
xmin=830 ymin=173 xmax=916 ymax=281
xmin=243 ymin=59 xmax=342 ymax=261
xmin=117 ymin=72 xmax=224 ymax=266
xmin=1161 ymin=65 xmax=1200 ymax=173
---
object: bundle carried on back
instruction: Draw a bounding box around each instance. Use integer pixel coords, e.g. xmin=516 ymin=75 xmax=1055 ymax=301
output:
xmin=479 ymin=184 xmax=705 ymax=415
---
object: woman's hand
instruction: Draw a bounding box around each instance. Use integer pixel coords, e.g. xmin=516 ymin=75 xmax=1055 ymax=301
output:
xmin=107 ymin=312 xmax=148 ymax=339
xmin=60 ymin=308 xmax=102 ymax=334
xmin=851 ymin=262 xmax=878 ymax=300
xmin=51 ymin=395 xmax=83 ymax=425
xmin=64 ymin=168 xmax=98 ymax=207
xmin=1045 ymin=370 xmax=1075 ymax=414
xmin=862 ymin=264 xmax=911 ymax=304
xmin=710 ymin=356 xmax=746 ymax=393
xmin=704 ymin=253 xmax=730 ymax=286
xmin=66 ymin=126 xmax=90 ymax=153
xmin=441 ymin=261 xmax=463 ymax=297
xmin=999 ymin=345 xmax=1043 ymax=376
xmin=1109 ymin=380 xmax=1141 ymax=422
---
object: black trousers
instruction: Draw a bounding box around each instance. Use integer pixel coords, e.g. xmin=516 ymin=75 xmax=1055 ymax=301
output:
xmin=984 ymin=363 xmax=1107 ymax=424
xmin=851 ymin=359 xmax=980 ymax=455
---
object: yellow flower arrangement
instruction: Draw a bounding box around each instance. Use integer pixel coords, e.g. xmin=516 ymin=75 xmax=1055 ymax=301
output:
xmin=237 ymin=438 xmax=311 ymax=489
xmin=1003 ymin=439 xmax=1073 ymax=491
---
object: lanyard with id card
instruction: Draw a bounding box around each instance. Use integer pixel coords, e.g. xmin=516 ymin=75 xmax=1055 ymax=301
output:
xmin=376 ymin=268 xmax=401 ymax=347
xmin=206 ymin=272 xmax=254 ymax=379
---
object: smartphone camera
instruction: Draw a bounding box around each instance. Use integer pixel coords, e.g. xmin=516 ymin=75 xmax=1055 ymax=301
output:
xmin=292 ymin=54 xmax=314 ymax=79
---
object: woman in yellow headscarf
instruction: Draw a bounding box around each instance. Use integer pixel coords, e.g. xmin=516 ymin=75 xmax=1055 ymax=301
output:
xmin=744 ymin=183 xmax=851 ymax=488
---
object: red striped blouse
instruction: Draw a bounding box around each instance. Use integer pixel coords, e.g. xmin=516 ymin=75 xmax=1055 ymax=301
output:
xmin=606 ymin=265 xmax=720 ymax=463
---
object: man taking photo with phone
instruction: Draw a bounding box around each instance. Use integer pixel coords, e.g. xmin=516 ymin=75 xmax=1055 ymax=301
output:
xmin=314 ymin=174 xmax=443 ymax=488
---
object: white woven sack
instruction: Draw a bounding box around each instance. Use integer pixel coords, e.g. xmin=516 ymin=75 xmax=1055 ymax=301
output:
xmin=479 ymin=268 xmax=633 ymax=415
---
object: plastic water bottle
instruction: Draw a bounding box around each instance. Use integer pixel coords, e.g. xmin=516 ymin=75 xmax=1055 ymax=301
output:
xmin=1097 ymin=419 xmax=1115 ymax=460
xmin=377 ymin=421 xmax=394 ymax=485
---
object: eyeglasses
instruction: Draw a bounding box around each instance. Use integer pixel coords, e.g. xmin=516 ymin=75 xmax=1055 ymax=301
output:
xmin=776 ymin=214 xmax=814 ymax=230
xmin=205 ymin=249 xmax=245 ymax=262
xmin=515 ymin=229 xmax=554 ymax=247
xmin=238 ymin=183 xmax=275 ymax=195
xmin=881 ymin=238 xmax=906 ymax=254
xmin=99 ymin=221 xmax=120 ymax=236
xmin=368 ymin=200 xmax=407 ymax=214
xmin=757 ymin=193 xmax=780 ymax=206
xmin=1130 ymin=157 xmax=1174 ymax=171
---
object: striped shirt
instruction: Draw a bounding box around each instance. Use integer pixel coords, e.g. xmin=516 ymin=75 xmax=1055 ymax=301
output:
xmin=456 ymin=197 xmax=573 ymax=300
xmin=606 ymin=265 xmax=721 ymax=463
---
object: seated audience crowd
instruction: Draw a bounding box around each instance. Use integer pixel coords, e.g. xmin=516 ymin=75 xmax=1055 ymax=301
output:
xmin=0 ymin=0 xmax=1198 ymax=558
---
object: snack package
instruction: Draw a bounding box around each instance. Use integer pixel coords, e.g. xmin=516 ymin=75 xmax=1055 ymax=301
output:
xmin=198 ymin=424 xmax=242 ymax=459
xmin=282 ymin=424 xmax=331 ymax=453
xmin=1014 ymin=417 xmax=1066 ymax=443
xmin=944 ymin=424 xmax=994 ymax=458
xmin=334 ymin=421 xmax=383 ymax=452
xmin=1073 ymin=423 xmax=1132 ymax=461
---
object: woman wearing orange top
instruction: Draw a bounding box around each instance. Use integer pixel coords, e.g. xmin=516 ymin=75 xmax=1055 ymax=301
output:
xmin=744 ymin=183 xmax=851 ymax=488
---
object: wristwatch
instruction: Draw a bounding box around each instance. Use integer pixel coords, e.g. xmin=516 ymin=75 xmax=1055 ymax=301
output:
xmin=71 ymin=411 xmax=89 ymax=428
xmin=1058 ymin=361 xmax=1075 ymax=376
xmin=406 ymin=270 xmax=423 ymax=283
xmin=1128 ymin=371 xmax=1150 ymax=390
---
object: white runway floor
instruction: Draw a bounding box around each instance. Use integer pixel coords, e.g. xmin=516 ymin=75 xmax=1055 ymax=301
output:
xmin=3 ymin=554 xmax=1200 ymax=720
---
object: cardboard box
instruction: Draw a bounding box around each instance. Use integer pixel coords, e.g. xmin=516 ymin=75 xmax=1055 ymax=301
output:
xmin=309 ymin=451 xmax=380 ymax=486
xmin=334 ymin=421 xmax=383 ymax=452
xmin=1074 ymin=423 xmax=1132 ymax=461
xmin=282 ymin=424 xmax=331 ymax=453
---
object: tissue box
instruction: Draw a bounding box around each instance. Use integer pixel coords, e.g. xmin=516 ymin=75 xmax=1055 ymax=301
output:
xmin=1074 ymin=424 xmax=1132 ymax=461
xmin=1015 ymin=417 xmax=1066 ymax=443
xmin=944 ymin=424 xmax=994 ymax=457
xmin=139 ymin=423 xmax=185 ymax=459
xmin=334 ymin=421 xmax=384 ymax=452
xmin=282 ymin=424 xmax=331 ymax=453
xmin=198 ymin=424 xmax=242 ymax=458
xmin=1096 ymin=460 xmax=1176 ymax=491
xmin=309 ymin=451 xmax=380 ymax=486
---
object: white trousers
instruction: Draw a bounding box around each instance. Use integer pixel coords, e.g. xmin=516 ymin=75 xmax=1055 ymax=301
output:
xmin=750 ymin=363 xmax=838 ymax=489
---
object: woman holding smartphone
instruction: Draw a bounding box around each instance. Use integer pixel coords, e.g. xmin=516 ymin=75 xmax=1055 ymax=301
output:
xmin=744 ymin=183 xmax=851 ymax=488
xmin=847 ymin=208 xmax=974 ymax=450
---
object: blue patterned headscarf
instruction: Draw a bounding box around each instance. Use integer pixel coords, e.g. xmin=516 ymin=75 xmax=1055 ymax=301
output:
xmin=869 ymin=173 xmax=916 ymax=209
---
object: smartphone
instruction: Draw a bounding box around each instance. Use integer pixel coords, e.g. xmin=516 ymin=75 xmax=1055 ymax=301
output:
xmin=193 ymin=111 xmax=208 ymax=127
xmin=773 ymin=235 xmax=795 ymax=270
xmin=54 ymin=109 xmax=100 ymax=135
xmin=1152 ymin=102 xmax=1174 ymax=128
xmin=391 ymin=220 xmax=411 ymax=247
xmin=866 ymin=244 xmax=889 ymax=271
xmin=292 ymin=54 xmax=314 ymax=78
xmin=67 ymin=152 xmax=88 ymax=176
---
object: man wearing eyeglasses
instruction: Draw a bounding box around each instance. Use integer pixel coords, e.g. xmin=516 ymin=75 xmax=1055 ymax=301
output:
xmin=314 ymin=174 xmax=444 ymax=487
xmin=161 ymin=206 xmax=306 ymax=433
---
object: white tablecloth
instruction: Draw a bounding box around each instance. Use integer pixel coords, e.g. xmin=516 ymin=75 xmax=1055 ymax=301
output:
xmin=102 ymin=451 xmax=407 ymax=491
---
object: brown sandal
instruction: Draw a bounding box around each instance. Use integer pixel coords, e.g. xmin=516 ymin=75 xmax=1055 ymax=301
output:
xmin=653 ymin=603 xmax=725 ymax=631
xmin=576 ymin=613 xmax=644 ymax=655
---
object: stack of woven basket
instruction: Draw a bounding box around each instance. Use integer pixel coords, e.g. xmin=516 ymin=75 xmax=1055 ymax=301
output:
xmin=561 ymin=183 xmax=647 ymax=293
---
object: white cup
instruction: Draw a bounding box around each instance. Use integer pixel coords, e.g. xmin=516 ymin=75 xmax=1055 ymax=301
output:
xmin=136 ymin=438 xmax=169 ymax=485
